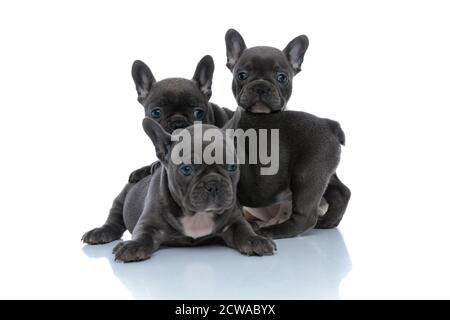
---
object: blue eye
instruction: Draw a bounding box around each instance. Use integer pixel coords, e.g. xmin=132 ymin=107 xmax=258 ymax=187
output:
xmin=179 ymin=165 xmax=194 ymax=176
xmin=150 ymin=108 xmax=161 ymax=119
xmin=194 ymin=108 xmax=205 ymax=120
xmin=238 ymin=71 xmax=248 ymax=81
xmin=276 ymin=72 xmax=288 ymax=83
xmin=225 ymin=164 xmax=237 ymax=172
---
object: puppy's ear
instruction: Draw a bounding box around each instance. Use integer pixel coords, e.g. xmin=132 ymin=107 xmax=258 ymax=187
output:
xmin=283 ymin=35 xmax=309 ymax=74
xmin=221 ymin=107 xmax=242 ymax=131
xmin=132 ymin=60 xmax=156 ymax=105
xmin=142 ymin=117 xmax=171 ymax=162
xmin=193 ymin=55 xmax=214 ymax=100
xmin=225 ymin=29 xmax=247 ymax=71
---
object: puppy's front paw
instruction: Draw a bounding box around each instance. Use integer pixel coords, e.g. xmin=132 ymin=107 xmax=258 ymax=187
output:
xmin=113 ymin=240 xmax=153 ymax=262
xmin=238 ymin=236 xmax=277 ymax=256
xmin=82 ymin=226 xmax=122 ymax=244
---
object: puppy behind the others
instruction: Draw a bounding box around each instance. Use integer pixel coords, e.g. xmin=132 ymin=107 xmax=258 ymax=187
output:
xmin=128 ymin=55 xmax=233 ymax=183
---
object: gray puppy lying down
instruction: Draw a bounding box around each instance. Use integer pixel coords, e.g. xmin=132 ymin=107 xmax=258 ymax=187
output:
xmin=83 ymin=117 xmax=276 ymax=262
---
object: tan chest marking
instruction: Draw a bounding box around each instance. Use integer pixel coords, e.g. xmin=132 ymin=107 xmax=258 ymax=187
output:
xmin=243 ymin=189 xmax=293 ymax=228
xmin=244 ymin=202 xmax=292 ymax=228
xmin=243 ymin=190 xmax=330 ymax=228
xmin=180 ymin=211 xmax=215 ymax=239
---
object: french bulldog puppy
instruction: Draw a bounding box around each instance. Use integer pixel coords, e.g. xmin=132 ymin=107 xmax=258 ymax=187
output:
xmin=83 ymin=117 xmax=276 ymax=262
xmin=128 ymin=55 xmax=233 ymax=183
xmin=225 ymin=29 xmax=351 ymax=235
xmin=82 ymin=56 xmax=235 ymax=247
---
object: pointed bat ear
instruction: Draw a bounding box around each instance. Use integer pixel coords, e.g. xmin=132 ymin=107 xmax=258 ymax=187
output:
xmin=193 ymin=55 xmax=214 ymax=100
xmin=142 ymin=117 xmax=171 ymax=162
xmin=283 ymin=35 xmax=309 ymax=74
xmin=225 ymin=28 xmax=247 ymax=71
xmin=132 ymin=60 xmax=156 ymax=104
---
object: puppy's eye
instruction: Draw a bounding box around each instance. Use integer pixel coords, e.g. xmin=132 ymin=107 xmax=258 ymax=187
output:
xmin=238 ymin=71 xmax=249 ymax=81
xmin=276 ymin=72 xmax=288 ymax=84
xmin=225 ymin=164 xmax=237 ymax=172
xmin=150 ymin=108 xmax=161 ymax=119
xmin=194 ymin=108 xmax=205 ymax=120
xmin=179 ymin=165 xmax=194 ymax=176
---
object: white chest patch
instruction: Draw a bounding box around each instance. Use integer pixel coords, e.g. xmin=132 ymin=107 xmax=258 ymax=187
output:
xmin=180 ymin=212 xmax=215 ymax=239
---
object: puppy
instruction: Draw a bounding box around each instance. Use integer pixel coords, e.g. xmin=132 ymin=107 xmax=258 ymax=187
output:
xmin=127 ymin=55 xmax=233 ymax=183
xmin=83 ymin=117 xmax=276 ymax=261
xmin=81 ymin=56 xmax=235 ymax=247
xmin=225 ymin=29 xmax=351 ymax=235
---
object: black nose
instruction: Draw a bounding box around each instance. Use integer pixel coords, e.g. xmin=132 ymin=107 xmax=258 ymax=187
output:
xmin=252 ymin=85 xmax=271 ymax=97
xmin=204 ymin=181 xmax=220 ymax=196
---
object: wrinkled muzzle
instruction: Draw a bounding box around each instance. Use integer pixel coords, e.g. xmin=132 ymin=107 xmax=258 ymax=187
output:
xmin=238 ymin=80 xmax=283 ymax=113
xmin=188 ymin=174 xmax=235 ymax=213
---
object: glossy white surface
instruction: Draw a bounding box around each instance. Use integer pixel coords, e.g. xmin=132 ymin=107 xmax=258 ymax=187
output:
xmin=1 ymin=0 xmax=450 ymax=299
xmin=82 ymin=229 xmax=351 ymax=299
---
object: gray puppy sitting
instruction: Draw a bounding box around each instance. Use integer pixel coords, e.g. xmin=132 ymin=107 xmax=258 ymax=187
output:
xmin=224 ymin=29 xmax=350 ymax=237
xmin=84 ymin=117 xmax=276 ymax=262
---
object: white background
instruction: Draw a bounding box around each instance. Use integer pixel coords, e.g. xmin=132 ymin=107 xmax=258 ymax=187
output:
xmin=1 ymin=0 xmax=450 ymax=299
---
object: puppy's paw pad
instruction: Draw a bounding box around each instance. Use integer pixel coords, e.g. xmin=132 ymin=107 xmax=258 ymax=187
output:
xmin=82 ymin=226 xmax=121 ymax=244
xmin=113 ymin=240 xmax=152 ymax=262
xmin=239 ymin=236 xmax=277 ymax=256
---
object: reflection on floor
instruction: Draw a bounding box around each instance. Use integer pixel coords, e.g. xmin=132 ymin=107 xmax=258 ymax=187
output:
xmin=82 ymin=229 xmax=351 ymax=299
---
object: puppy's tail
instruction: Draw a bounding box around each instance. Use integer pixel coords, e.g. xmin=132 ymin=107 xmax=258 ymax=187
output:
xmin=328 ymin=120 xmax=346 ymax=146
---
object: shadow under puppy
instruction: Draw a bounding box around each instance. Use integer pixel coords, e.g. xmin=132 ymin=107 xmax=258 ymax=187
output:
xmin=85 ymin=117 xmax=276 ymax=262
xmin=224 ymin=29 xmax=351 ymax=237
